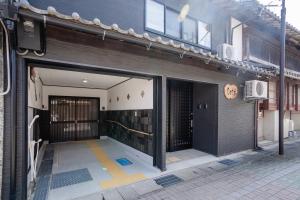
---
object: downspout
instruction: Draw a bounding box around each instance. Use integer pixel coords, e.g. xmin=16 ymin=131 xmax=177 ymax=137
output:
xmin=0 ymin=18 xmax=11 ymax=95
xmin=254 ymin=100 xmax=258 ymax=149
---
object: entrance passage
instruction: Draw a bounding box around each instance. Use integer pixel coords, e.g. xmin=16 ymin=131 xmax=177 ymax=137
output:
xmin=49 ymin=96 xmax=99 ymax=143
xmin=167 ymin=79 xmax=218 ymax=156
xmin=167 ymin=80 xmax=193 ymax=151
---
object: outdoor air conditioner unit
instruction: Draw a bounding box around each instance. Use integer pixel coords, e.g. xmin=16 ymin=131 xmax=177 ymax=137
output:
xmin=217 ymin=43 xmax=236 ymax=61
xmin=244 ymin=80 xmax=268 ymax=100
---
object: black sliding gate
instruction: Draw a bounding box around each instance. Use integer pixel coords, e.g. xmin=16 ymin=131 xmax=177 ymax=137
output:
xmin=49 ymin=96 xmax=100 ymax=143
xmin=167 ymin=80 xmax=193 ymax=151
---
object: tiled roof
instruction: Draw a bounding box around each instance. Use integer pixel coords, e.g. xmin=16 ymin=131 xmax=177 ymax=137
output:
xmin=17 ymin=0 xmax=300 ymax=80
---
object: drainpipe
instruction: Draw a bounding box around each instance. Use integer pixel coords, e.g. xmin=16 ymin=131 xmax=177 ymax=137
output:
xmin=279 ymin=0 xmax=286 ymax=155
xmin=254 ymin=100 xmax=261 ymax=150
xmin=0 ymin=18 xmax=11 ymax=96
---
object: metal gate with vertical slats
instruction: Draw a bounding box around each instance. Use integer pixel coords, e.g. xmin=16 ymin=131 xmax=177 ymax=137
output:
xmin=49 ymin=96 xmax=99 ymax=143
xmin=167 ymin=80 xmax=193 ymax=152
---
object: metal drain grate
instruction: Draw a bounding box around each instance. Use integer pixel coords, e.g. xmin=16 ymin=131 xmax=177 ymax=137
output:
xmin=218 ymin=159 xmax=239 ymax=166
xmin=116 ymin=158 xmax=133 ymax=166
xmin=154 ymin=174 xmax=183 ymax=187
xmin=33 ymin=176 xmax=50 ymax=200
xmin=43 ymin=146 xmax=54 ymax=160
xmin=38 ymin=159 xmax=53 ymax=177
xmin=50 ymin=168 xmax=92 ymax=189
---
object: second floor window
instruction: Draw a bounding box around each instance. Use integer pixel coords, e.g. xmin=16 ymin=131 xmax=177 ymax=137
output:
xmin=145 ymin=0 xmax=212 ymax=49
xmin=182 ymin=18 xmax=197 ymax=44
xmin=145 ymin=0 xmax=164 ymax=33
xmin=198 ymin=21 xmax=211 ymax=48
xmin=166 ymin=9 xmax=180 ymax=38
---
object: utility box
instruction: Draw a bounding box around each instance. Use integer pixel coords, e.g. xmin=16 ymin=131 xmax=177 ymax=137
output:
xmin=17 ymin=17 xmax=44 ymax=51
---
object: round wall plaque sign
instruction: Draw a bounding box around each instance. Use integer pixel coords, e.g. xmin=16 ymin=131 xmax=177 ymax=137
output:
xmin=224 ymin=84 xmax=238 ymax=100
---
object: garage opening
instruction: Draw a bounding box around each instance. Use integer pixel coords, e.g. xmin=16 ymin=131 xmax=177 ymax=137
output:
xmin=27 ymin=65 xmax=160 ymax=200
xmin=166 ymin=79 xmax=218 ymax=169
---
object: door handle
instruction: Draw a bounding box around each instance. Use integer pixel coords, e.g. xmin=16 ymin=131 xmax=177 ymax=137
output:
xmin=197 ymin=104 xmax=202 ymax=110
xmin=204 ymin=104 xmax=208 ymax=109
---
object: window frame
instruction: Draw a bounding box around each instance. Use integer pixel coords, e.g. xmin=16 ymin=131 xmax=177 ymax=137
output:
xmin=145 ymin=0 xmax=165 ymax=34
xmin=181 ymin=15 xmax=198 ymax=45
xmin=165 ymin=7 xmax=182 ymax=39
xmin=144 ymin=0 xmax=212 ymax=51
xmin=197 ymin=20 xmax=212 ymax=49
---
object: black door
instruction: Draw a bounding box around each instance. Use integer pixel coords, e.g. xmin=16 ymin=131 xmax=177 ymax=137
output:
xmin=49 ymin=96 xmax=99 ymax=143
xmin=193 ymin=83 xmax=218 ymax=155
xmin=167 ymin=80 xmax=193 ymax=152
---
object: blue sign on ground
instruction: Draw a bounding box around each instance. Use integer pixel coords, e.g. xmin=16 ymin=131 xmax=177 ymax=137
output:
xmin=116 ymin=158 xmax=133 ymax=166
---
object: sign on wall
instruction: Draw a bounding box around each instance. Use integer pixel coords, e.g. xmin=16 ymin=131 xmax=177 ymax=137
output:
xmin=224 ymin=84 xmax=238 ymax=100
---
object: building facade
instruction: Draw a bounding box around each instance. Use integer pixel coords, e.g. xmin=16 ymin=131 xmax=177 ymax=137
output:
xmin=0 ymin=0 xmax=299 ymax=199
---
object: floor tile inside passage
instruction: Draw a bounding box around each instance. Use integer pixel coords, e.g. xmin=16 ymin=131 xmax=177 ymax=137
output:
xmin=43 ymin=139 xmax=160 ymax=200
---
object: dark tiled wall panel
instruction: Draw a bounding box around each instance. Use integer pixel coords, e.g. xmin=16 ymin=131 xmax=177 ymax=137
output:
xmin=102 ymin=110 xmax=153 ymax=156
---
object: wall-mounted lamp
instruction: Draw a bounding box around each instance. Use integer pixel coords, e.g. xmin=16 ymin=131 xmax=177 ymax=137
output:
xmin=82 ymin=78 xmax=88 ymax=83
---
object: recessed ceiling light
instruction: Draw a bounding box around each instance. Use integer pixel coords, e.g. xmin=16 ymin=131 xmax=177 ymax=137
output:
xmin=82 ymin=78 xmax=88 ymax=83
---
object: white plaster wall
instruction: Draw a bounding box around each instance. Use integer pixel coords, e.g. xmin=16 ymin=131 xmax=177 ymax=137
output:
xmin=257 ymin=117 xmax=264 ymax=141
xmin=231 ymin=18 xmax=243 ymax=61
xmin=291 ymin=112 xmax=300 ymax=130
xmin=263 ymin=111 xmax=290 ymax=141
xmin=263 ymin=111 xmax=278 ymax=141
xmin=107 ymin=78 xmax=153 ymax=110
xmin=42 ymin=86 xmax=108 ymax=110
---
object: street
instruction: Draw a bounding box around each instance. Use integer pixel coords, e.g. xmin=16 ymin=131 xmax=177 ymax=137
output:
xmin=136 ymin=138 xmax=300 ymax=200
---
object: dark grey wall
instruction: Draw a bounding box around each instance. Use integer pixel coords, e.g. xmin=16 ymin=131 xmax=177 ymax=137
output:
xmin=217 ymin=77 xmax=255 ymax=155
xmin=24 ymin=37 xmax=255 ymax=156
xmin=28 ymin=0 xmax=145 ymax=32
xmin=102 ymin=110 xmax=153 ymax=155
xmin=28 ymin=0 xmax=228 ymax=52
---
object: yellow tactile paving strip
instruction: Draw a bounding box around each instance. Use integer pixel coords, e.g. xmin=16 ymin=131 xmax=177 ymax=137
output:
xmin=86 ymin=140 xmax=146 ymax=189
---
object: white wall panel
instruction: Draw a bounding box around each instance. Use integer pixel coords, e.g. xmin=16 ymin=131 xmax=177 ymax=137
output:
xmin=291 ymin=112 xmax=300 ymax=130
xmin=107 ymin=78 xmax=153 ymax=110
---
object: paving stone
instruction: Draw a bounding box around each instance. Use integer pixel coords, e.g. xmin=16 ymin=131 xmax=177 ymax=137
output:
xmin=137 ymin=138 xmax=300 ymax=200
xmin=71 ymin=192 xmax=102 ymax=200
xmin=131 ymin=179 xmax=162 ymax=195
xmin=101 ymin=189 xmax=124 ymax=200
xmin=117 ymin=185 xmax=139 ymax=200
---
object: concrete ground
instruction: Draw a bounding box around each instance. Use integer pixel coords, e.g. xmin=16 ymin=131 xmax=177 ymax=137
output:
xmin=37 ymin=138 xmax=161 ymax=200
xmin=137 ymin=137 xmax=300 ymax=200
xmin=83 ymin=135 xmax=300 ymax=200
xmin=36 ymin=135 xmax=300 ymax=200
xmin=166 ymin=149 xmax=216 ymax=171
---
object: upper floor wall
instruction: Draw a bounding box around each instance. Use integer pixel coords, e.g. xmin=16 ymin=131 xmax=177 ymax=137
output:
xmin=28 ymin=0 xmax=229 ymax=52
xmin=243 ymin=25 xmax=300 ymax=72
xmin=27 ymin=0 xmax=300 ymax=72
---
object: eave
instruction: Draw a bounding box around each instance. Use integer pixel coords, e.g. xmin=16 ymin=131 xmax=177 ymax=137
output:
xmin=16 ymin=0 xmax=300 ymax=81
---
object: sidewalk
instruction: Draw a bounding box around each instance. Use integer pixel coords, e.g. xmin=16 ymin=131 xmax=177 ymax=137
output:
xmin=78 ymin=136 xmax=300 ymax=200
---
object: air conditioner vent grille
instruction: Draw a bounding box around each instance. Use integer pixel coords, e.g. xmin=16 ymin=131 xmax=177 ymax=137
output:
xmin=244 ymin=80 xmax=268 ymax=100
